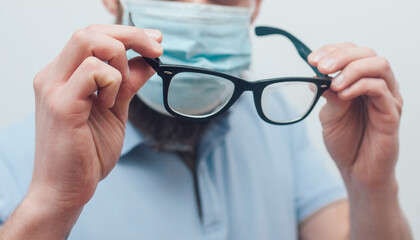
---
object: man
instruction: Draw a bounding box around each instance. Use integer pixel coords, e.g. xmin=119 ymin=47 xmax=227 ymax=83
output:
xmin=0 ymin=0 xmax=412 ymax=239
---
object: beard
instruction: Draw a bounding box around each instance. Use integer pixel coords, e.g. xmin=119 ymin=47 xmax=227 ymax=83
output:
xmin=129 ymin=95 xmax=219 ymax=215
xmin=128 ymin=95 xmax=216 ymax=170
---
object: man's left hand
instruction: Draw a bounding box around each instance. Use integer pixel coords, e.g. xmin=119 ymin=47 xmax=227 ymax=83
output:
xmin=308 ymin=43 xmax=403 ymax=189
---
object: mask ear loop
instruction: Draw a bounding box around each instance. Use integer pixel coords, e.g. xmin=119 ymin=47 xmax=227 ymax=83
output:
xmin=248 ymin=0 xmax=256 ymax=18
xmin=120 ymin=0 xmax=157 ymax=25
xmin=119 ymin=0 xmax=128 ymax=11
xmin=119 ymin=0 xmax=130 ymax=25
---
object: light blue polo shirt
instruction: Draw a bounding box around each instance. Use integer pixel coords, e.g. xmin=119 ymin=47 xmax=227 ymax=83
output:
xmin=0 ymin=94 xmax=346 ymax=239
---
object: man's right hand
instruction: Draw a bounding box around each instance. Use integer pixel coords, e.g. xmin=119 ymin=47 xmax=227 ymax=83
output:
xmin=0 ymin=25 xmax=163 ymax=240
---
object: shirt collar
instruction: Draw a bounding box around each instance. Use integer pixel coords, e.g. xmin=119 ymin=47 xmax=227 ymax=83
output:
xmin=197 ymin=113 xmax=230 ymax=160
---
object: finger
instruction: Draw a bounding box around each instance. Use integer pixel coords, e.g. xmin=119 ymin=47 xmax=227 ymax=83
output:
xmin=319 ymin=89 xmax=351 ymax=126
xmin=330 ymin=56 xmax=397 ymax=95
xmin=55 ymin=26 xmax=162 ymax=81
xmin=308 ymin=42 xmax=357 ymax=65
xmin=317 ymin=46 xmax=377 ymax=74
xmin=111 ymin=56 xmax=157 ymax=117
xmin=55 ymin=31 xmax=127 ymax=82
xmin=338 ymin=78 xmax=397 ymax=116
xmin=322 ymin=89 xmax=351 ymax=110
xmin=65 ymin=57 xmax=123 ymax=109
xmin=86 ymin=24 xmax=163 ymax=43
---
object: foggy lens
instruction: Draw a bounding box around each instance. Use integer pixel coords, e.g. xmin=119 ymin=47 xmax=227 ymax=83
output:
xmin=168 ymin=72 xmax=235 ymax=117
xmin=261 ymin=82 xmax=317 ymax=123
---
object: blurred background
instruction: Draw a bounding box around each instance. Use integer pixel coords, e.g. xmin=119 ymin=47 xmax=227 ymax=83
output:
xmin=0 ymin=0 xmax=419 ymax=237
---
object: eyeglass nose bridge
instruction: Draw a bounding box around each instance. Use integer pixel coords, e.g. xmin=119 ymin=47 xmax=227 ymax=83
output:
xmin=236 ymin=79 xmax=260 ymax=93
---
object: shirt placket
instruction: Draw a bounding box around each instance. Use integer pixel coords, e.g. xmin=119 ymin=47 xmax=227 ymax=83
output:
xmin=196 ymin=117 xmax=229 ymax=240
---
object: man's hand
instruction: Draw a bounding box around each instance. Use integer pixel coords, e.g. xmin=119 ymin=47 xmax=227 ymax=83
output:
xmin=0 ymin=24 xmax=163 ymax=240
xmin=309 ymin=42 xmax=402 ymax=188
xmin=307 ymin=43 xmax=411 ymax=239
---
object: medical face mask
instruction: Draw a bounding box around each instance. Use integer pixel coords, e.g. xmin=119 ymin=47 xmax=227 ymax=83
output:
xmin=123 ymin=0 xmax=253 ymax=116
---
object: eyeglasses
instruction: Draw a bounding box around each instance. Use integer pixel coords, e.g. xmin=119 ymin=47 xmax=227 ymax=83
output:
xmin=141 ymin=26 xmax=331 ymax=125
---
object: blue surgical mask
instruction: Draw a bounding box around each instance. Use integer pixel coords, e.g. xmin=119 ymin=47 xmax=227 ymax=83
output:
xmin=122 ymin=0 xmax=253 ymax=116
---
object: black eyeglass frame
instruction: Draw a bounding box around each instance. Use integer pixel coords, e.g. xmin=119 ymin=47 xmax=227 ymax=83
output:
xmin=139 ymin=25 xmax=331 ymax=125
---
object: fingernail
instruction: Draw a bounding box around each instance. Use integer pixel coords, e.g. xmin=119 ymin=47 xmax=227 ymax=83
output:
xmin=311 ymin=51 xmax=325 ymax=63
xmin=333 ymin=74 xmax=344 ymax=87
xmin=150 ymin=39 xmax=162 ymax=51
xmin=144 ymin=29 xmax=161 ymax=40
xmin=320 ymin=58 xmax=335 ymax=70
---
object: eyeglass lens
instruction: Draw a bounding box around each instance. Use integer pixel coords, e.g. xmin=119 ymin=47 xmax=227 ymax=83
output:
xmin=261 ymin=82 xmax=317 ymax=123
xmin=168 ymin=72 xmax=235 ymax=117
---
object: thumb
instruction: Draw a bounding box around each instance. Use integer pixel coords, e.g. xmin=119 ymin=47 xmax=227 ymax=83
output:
xmin=319 ymin=89 xmax=351 ymax=124
xmin=111 ymin=56 xmax=156 ymax=120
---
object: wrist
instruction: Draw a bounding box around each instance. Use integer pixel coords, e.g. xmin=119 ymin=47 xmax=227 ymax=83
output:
xmin=8 ymin=192 xmax=83 ymax=239
xmin=343 ymin=173 xmax=412 ymax=240
xmin=344 ymin=172 xmax=399 ymax=207
xmin=339 ymin=158 xmax=399 ymax=194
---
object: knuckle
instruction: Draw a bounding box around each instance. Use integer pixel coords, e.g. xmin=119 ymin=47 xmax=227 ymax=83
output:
xmin=114 ymin=41 xmax=126 ymax=54
xmin=33 ymin=69 xmax=46 ymax=92
xmin=332 ymin=48 xmax=351 ymax=62
xmin=85 ymin=24 xmax=101 ymax=32
xmin=114 ymin=70 xmax=124 ymax=85
xmin=115 ymin=70 xmax=123 ymax=83
xmin=70 ymin=29 xmax=93 ymax=50
xmin=361 ymin=46 xmax=377 ymax=56
xmin=359 ymin=79 xmax=370 ymax=91
xmin=321 ymin=44 xmax=336 ymax=53
xmin=398 ymin=94 xmax=404 ymax=106
xmin=377 ymin=79 xmax=388 ymax=91
xmin=371 ymin=80 xmax=389 ymax=98
xmin=396 ymin=96 xmax=403 ymax=115
xmin=108 ymin=68 xmax=123 ymax=85
xmin=321 ymin=42 xmax=356 ymax=54
xmin=343 ymin=42 xmax=357 ymax=48
xmin=347 ymin=61 xmax=363 ymax=75
xmin=82 ymin=56 xmax=102 ymax=70
xmin=71 ymin=29 xmax=88 ymax=43
xmin=377 ymin=56 xmax=391 ymax=71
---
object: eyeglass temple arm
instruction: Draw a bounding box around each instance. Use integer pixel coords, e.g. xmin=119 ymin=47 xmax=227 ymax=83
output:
xmin=143 ymin=57 xmax=162 ymax=72
xmin=255 ymin=26 xmax=327 ymax=78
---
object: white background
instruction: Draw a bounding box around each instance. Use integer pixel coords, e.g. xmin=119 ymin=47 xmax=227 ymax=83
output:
xmin=0 ymin=0 xmax=419 ymax=237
